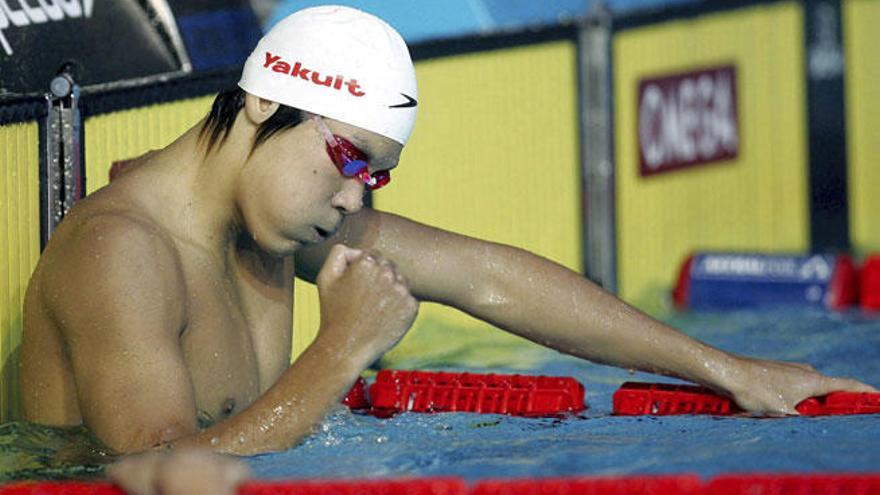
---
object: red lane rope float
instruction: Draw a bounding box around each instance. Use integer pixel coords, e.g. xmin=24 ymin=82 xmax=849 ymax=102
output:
xmin=240 ymin=478 xmax=466 ymax=495
xmin=613 ymin=382 xmax=880 ymax=416
xmin=0 ymin=480 xmax=467 ymax=495
xmin=861 ymin=254 xmax=880 ymax=311
xmin=0 ymin=482 xmax=122 ymax=494
xmin=471 ymin=476 xmax=703 ymax=495
xmin=613 ymin=382 xmax=742 ymax=416
xmin=342 ymin=377 xmax=370 ymax=410
xmin=707 ymin=474 xmax=880 ymax=495
xmin=7 ymin=475 xmax=880 ymax=495
xmin=367 ymin=370 xmax=586 ymax=418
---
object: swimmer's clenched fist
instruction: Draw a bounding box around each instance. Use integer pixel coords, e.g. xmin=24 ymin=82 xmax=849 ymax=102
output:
xmin=315 ymin=244 xmax=419 ymax=362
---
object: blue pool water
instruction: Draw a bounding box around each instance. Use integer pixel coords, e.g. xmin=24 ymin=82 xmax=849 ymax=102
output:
xmin=1 ymin=308 xmax=878 ymax=481
xmin=247 ymin=308 xmax=880 ymax=480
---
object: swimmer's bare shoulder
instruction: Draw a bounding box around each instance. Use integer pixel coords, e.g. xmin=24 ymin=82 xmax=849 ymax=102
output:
xmin=21 ymin=197 xmax=199 ymax=452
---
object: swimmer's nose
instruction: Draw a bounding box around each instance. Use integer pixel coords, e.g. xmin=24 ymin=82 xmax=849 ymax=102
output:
xmin=331 ymin=178 xmax=364 ymax=215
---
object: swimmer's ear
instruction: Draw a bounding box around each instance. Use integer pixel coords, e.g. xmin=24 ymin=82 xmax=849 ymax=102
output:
xmin=243 ymin=93 xmax=280 ymax=125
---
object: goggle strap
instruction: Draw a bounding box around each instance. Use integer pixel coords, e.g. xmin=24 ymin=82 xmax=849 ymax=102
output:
xmin=311 ymin=115 xmax=340 ymax=147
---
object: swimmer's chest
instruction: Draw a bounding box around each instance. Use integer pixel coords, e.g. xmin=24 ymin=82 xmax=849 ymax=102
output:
xmin=176 ymin=247 xmax=293 ymax=423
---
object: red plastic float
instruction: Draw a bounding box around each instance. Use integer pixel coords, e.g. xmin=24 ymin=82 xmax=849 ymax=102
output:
xmin=8 ymin=475 xmax=880 ymax=495
xmin=0 ymin=479 xmax=466 ymax=495
xmin=613 ymin=381 xmax=880 ymax=416
xmin=240 ymin=478 xmax=465 ymax=495
xmin=471 ymin=476 xmax=703 ymax=495
xmin=707 ymin=473 xmax=880 ymax=495
xmin=861 ymin=254 xmax=880 ymax=311
xmin=613 ymin=382 xmax=742 ymax=416
xmin=368 ymin=370 xmax=585 ymax=417
xmin=342 ymin=377 xmax=369 ymax=410
xmin=796 ymin=391 xmax=880 ymax=416
xmin=0 ymin=482 xmax=122 ymax=494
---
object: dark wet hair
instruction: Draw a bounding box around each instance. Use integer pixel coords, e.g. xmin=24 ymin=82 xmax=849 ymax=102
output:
xmin=200 ymin=87 xmax=306 ymax=154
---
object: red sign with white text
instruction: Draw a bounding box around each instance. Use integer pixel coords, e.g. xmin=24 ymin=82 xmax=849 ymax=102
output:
xmin=637 ymin=65 xmax=739 ymax=176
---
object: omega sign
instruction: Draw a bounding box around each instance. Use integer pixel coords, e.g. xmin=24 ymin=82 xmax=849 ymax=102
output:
xmin=637 ymin=65 xmax=740 ymax=176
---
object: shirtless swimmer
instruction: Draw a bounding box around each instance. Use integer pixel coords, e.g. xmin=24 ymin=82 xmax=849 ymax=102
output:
xmin=20 ymin=5 xmax=877 ymax=457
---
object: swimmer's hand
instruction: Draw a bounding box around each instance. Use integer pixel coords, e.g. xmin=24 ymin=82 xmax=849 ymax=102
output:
xmin=725 ymin=356 xmax=879 ymax=416
xmin=107 ymin=448 xmax=249 ymax=495
xmin=315 ymin=244 xmax=419 ymax=362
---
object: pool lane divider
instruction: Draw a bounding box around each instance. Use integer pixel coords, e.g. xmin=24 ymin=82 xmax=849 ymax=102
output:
xmin=673 ymin=252 xmax=860 ymax=311
xmin=5 ymin=474 xmax=880 ymax=494
xmin=5 ymin=373 xmax=880 ymax=494
xmin=344 ymin=370 xmax=586 ymax=418
xmin=862 ymin=254 xmax=880 ymax=311
xmin=344 ymin=371 xmax=880 ymax=418
xmin=613 ymin=381 xmax=880 ymax=416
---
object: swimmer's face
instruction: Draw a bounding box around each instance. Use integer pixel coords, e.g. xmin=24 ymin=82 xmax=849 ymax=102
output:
xmin=238 ymin=106 xmax=402 ymax=255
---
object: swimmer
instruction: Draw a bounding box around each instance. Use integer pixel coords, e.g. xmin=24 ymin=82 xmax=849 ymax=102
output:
xmin=20 ymin=5 xmax=877 ymax=456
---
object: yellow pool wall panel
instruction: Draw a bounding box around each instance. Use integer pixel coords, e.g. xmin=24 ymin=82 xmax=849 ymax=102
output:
xmin=614 ymin=2 xmax=810 ymax=305
xmin=292 ymin=279 xmax=321 ymax=361
xmin=0 ymin=122 xmax=41 ymax=422
xmin=377 ymin=41 xmax=582 ymax=362
xmin=844 ymin=0 xmax=880 ymax=254
xmin=84 ymin=96 xmax=215 ymax=194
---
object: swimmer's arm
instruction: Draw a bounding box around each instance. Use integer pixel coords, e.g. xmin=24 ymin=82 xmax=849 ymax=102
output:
xmin=173 ymin=334 xmax=370 ymax=455
xmin=48 ymin=216 xmax=364 ymax=455
xmin=297 ymin=209 xmax=732 ymax=385
xmin=296 ymin=209 xmax=876 ymax=412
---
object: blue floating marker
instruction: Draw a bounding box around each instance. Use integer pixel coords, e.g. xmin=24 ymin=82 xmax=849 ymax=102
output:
xmin=673 ymin=252 xmax=857 ymax=311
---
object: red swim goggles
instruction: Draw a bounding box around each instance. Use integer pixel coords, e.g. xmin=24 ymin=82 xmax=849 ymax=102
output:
xmin=312 ymin=115 xmax=390 ymax=190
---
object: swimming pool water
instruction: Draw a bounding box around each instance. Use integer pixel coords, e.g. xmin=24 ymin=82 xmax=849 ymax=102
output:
xmin=1 ymin=308 xmax=879 ymax=482
xmin=248 ymin=308 xmax=880 ymax=480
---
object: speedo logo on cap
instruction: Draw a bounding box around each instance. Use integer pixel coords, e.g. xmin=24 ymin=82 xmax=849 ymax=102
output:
xmin=263 ymin=51 xmax=365 ymax=97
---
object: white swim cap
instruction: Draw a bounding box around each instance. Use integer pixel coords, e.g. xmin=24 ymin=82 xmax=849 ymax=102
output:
xmin=238 ymin=5 xmax=418 ymax=145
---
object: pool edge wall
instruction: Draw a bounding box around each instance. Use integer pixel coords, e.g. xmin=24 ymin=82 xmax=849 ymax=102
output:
xmin=0 ymin=120 xmax=41 ymax=422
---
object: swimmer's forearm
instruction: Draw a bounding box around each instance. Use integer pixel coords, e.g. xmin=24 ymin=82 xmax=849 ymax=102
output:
xmin=330 ymin=210 xmax=740 ymax=392
xmin=458 ymin=244 xmax=740 ymax=393
xmin=174 ymin=330 xmax=368 ymax=455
